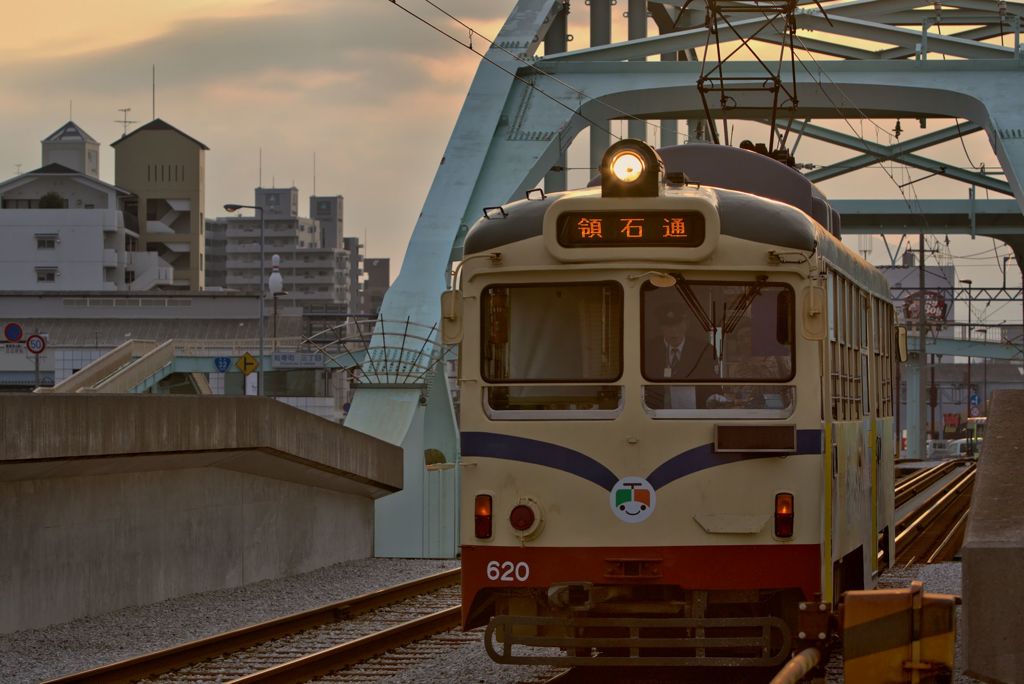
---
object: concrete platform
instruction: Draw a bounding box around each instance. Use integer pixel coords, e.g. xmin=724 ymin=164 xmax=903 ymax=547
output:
xmin=961 ymin=390 xmax=1024 ymax=684
xmin=0 ymin=395 xmax=402 ymax=633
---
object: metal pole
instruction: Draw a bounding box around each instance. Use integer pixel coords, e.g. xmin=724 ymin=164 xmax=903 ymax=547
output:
xmin=961 ymin=279 xmax=973 ymax=454
xmin=916 ymin=232 xmax=927 ymax=460
xmin=258 ymin=208 xmax=265 ymax=396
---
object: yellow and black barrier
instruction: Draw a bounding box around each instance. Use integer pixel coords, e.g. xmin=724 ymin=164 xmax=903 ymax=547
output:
xmin=843 ymin=580 xmax=957 ymax=683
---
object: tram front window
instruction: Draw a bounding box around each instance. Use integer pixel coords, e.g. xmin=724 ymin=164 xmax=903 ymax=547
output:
xmin=642 ymin=278 xmax=795 ymax=417
xmin=482 ymin=283 xmax=623 ymax=418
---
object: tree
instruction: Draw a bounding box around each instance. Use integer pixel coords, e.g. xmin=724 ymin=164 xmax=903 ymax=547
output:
xmin=38 ymin=192 xmax=66 ymax=208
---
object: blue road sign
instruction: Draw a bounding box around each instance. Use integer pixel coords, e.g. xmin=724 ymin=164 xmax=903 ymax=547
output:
xmin=3 ymin=322 xmax=23 ymax=342
xmin=214 ymin=356 xmax=231 ymax=373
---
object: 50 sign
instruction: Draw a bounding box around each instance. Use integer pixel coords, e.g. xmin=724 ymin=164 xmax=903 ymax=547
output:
xmin=485 ymin=560 xmax=530 ymax=582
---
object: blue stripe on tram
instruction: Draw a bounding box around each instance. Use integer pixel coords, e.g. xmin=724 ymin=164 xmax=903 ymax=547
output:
xmin=647 ymin=429 xmax=824 ymax=490
xmin=462 ymin=429 xmax=824 ymax=493
xmin=461 ymin=432 xmax=620 ymax=491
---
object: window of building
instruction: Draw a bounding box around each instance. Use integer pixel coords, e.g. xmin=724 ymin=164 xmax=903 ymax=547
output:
xmin=35 ymin=234 xmax=58 ymax=249
xmin=36 ymin=268 xmax=58 ymax=283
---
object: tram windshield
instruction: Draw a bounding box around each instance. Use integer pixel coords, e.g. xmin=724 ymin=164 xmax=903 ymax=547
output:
xmin=640 ymin=278 xmax=795 ymax=416
xmin=641 ymin=278 xmax=795 ymax=384
xmin=482 ymin=282 xmax=623 ymax=383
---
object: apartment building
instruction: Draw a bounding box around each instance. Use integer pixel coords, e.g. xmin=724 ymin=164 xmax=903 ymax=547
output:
xmin=113 ymin=119 xmax=208 ymax=290
xmin=0 ymin=122 xmax=173 ymax=291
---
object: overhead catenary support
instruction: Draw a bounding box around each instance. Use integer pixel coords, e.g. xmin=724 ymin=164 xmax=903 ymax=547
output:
xmin=628 ymin=0 xmax=649 ymax=142
xmin=589 ymin=0 xmax=613 ymax=173
xmin=544 ymin=2 xmax=569 ymax=193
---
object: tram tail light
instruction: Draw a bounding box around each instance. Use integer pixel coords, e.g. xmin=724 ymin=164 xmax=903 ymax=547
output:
xmin=775 ymin=493 xmax=795 ymax=538
xmin=509 ymin=504 xmax=535 ymax=531
xmin=475 ymin=494 xmax=493 ymax=539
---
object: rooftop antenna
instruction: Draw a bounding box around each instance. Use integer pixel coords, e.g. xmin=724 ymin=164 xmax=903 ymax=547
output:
xmin=259 ymin=147 xmax=262 ymax=188
xmin=68 ymin=100 xmax=73 ymax=120
xmin=116 ymin=107 xmax=138 ymax=136
xmin=14 ymin=163 xmax=22 ymax=175
xmin=313 ymin=152 xmax=317 ymax=197
xmin=151 ymin=64 xmax=156 ymax=120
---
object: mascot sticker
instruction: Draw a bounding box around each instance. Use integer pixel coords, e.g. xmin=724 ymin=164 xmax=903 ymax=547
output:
xmin=610 ymin=477 xmax=656 ymax=523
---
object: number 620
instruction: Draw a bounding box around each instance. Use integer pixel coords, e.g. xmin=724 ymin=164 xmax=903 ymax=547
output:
xmin=485 ymin=560 xmax=530 ymax=582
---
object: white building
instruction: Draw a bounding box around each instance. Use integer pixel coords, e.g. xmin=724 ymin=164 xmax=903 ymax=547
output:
xmin=208 ymin=187 xmax=352 ymax=310
xmin=0 ymin=161 xmax=172 ymax=291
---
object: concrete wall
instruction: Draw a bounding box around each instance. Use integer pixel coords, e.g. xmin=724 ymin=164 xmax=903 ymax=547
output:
xmin=962 ymin=390 xmax=1024 ymax=684
xmin=0 ymin=395 xmax=402 ymax=633
xmin=0 ymin=395 xmax=402 ymax=494
xmin=0 ymin=467 xmax=372 ymax=632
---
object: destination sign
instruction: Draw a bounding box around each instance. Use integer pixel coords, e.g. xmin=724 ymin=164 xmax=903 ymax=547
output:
xmin=556 ymin=210 xmax=706 ymax=248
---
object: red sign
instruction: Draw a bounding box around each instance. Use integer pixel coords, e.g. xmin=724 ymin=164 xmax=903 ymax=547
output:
xmin=902 ymin=290 xmax=948 ymax=324
xmin=25 ymin=334 xmax=46 ymax=355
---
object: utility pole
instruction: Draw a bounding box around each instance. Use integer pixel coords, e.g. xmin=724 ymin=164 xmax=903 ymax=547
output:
xmin=916 ymin=232 xmax=927 ymax=459
xmin=961 ymin=278 xmax=974 ymax=455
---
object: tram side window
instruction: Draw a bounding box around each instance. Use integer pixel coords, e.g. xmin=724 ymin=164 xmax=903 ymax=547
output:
xmin=481 ymin=283 xmax=623 ymax=415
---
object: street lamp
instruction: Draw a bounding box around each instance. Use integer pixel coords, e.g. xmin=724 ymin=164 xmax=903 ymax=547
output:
xmin=268 ymin=254 xmax=285 ymax=348
xmin=960 ymin=278 xmax=973 ymax=454
xmin=225 ymin=202 xmax=265 ymax=396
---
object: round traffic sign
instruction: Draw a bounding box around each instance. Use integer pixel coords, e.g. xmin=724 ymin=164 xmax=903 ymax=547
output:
xmin=25 ymin=334 xmax=46 ymax=355
xmin=3 ymin=322 xmax=23 ymax=342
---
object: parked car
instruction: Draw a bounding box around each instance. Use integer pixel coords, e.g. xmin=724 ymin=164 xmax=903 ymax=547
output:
xmin=928 ymin=437 xmax=981 ymax=459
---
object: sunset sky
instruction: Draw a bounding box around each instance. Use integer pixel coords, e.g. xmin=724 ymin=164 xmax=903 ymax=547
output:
xmin=0 ymin=0 xmax=1018 ymax=322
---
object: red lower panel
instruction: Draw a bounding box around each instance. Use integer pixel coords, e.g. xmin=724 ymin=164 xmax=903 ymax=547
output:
xmin=461 ymin=544 xmax=820 ymax=627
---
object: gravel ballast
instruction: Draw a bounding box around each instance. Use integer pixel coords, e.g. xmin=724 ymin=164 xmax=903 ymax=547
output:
xmin=0 ymin=558 xmax=986 ymax=683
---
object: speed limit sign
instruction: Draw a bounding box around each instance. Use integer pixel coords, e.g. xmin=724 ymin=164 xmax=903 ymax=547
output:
xmin=25 ymin=334 xmax=46 ymax=355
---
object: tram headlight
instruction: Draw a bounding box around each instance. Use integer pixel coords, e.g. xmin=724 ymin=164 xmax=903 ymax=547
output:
xmin=600 ymin=139 xmax=663 ymax=198
xmin=610 ymin=150 xmax=644 ymax=183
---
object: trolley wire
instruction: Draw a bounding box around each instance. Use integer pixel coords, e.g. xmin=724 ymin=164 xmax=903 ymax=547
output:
xmin=387 ymin=0 xmax=677 ymax=145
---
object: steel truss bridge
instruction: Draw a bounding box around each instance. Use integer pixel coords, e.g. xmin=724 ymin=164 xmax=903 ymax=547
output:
xmin=347 ymin=0 xmax=1024 ymax=555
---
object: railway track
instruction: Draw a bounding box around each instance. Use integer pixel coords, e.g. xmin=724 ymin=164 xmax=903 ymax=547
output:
xmin=894 ymin=462 xmax=976 ymax=565
xmin=894 ymin=459 xmax=966 ymax=509
xmin=47 ymin=467 xmax=975 ymax=684
xmin=46 ymin=569 xmax=460 ymax=684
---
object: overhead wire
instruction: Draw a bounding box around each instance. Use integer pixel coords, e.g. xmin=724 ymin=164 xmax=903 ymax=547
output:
xmin=390 ymin=0 xmax=676 ymax=143
xmin=387 ymin=0 xmax=618 ymax=139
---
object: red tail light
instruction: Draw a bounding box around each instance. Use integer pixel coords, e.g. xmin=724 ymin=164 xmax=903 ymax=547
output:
xmin=775 ymin=493 xmax=794 ymax=538
xmin=509 ymin=504 xmax=535 ymax=531
xmin=475 ymin=494 xmax=493 ymax=539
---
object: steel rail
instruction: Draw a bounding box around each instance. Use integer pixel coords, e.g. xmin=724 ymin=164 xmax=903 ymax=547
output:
xmin=229 ymin=606 xmax=461 ymax=683
xmin=926 ymin=507 xmax=971 ymax=564
xmin=894 ymin=460 xmax=962 ymax=508
xmin=44 ymin=568 xmax=460 ymax=684
xmin=895 ymin=466 xmax=975 ymax=565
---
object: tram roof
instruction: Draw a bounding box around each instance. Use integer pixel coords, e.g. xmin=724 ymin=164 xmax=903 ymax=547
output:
xmin=463 ymin=185 xmax=890 ymax=299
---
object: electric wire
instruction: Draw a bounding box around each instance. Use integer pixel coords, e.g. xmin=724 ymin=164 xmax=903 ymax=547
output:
xmin=387 ymin=0 xmax=618 ymax=140
xmin=390 ymin=0 xmax=678 ymax=144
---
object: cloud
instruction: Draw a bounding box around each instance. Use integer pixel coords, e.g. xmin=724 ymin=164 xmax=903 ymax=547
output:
xmin=0 ymin=0 xmax=518 ymax=275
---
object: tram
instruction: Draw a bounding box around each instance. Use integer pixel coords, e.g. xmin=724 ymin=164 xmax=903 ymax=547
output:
xmin=441 ymin=139 xmax=901 ymax=667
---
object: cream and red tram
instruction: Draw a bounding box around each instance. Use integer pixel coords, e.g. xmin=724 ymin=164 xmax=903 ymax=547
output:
xmin=444 ymin=140 xmax=897 ymax=668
